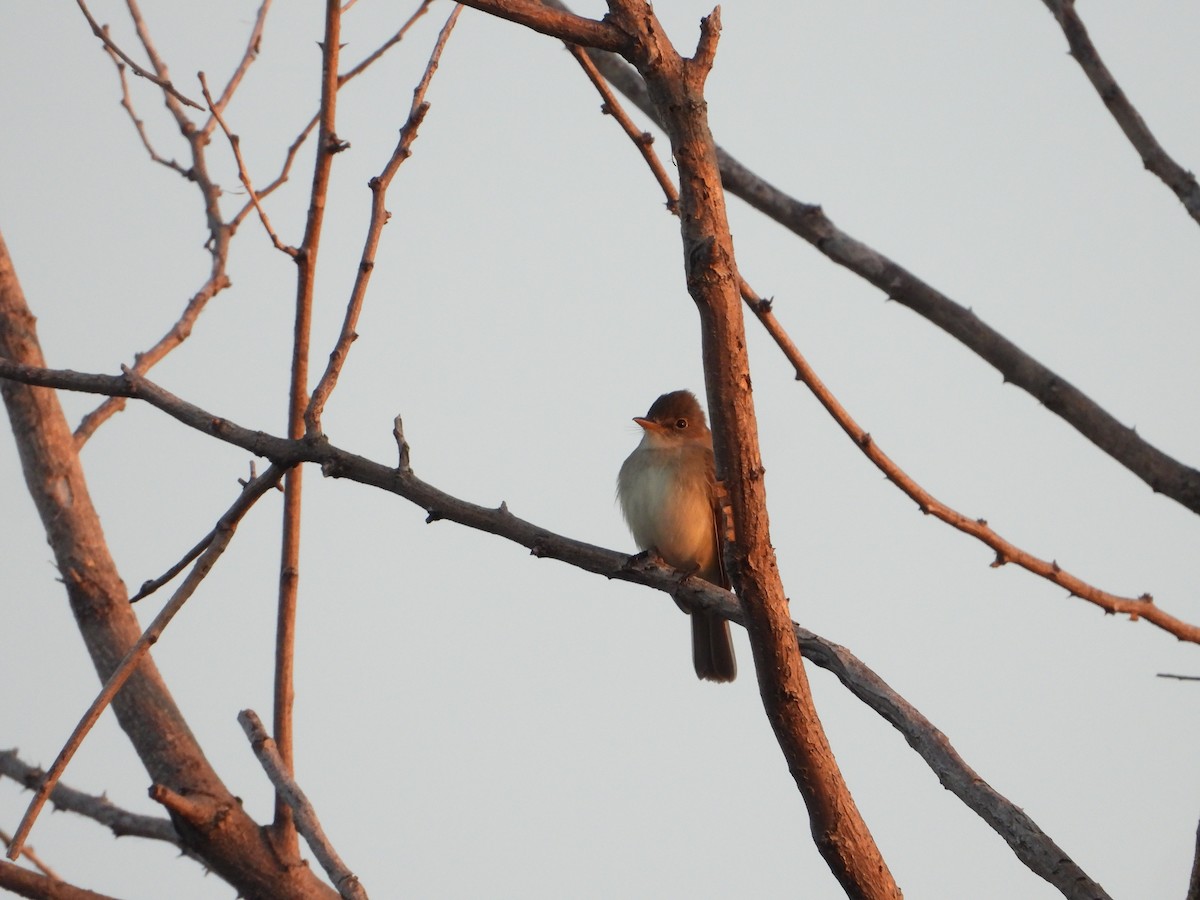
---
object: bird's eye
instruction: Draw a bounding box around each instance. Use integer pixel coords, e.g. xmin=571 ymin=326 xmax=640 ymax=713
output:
xmin=674 ymin=418 xmax=688 ymax=429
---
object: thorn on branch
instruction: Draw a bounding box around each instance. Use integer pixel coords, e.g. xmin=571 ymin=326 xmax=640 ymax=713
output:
xmin=990 ymin=551 xmax=1007 ymax=568
xmin=620 ymin=549 xmax=654 ymax=575
xmin=976 ymin=518 xmax=988 ymax=527
xmin=326 ymin=133 xmax=351 ymax=154
xmin=425 ymin=510 xmax=443 ymax=524
xmin=857 ymin=432 xmax=873 ymax=449
xmin=1138 ymin=593 xmax=1154 ymax=603
xmin=238 ymin=461 xmax=258 ymax=488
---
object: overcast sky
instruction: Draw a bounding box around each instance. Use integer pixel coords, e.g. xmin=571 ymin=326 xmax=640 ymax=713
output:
xmin=3 ymin=2 xmax=1200 ymax=898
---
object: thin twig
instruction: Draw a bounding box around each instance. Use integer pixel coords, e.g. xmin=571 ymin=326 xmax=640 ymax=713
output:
xmin=0 ymin=750 xmax=179 ymax=846
xmin=73 ymin=273 xmax=231 ymax=446
xmin=339 ymin=0 xmax=434 ymax=83
xmin=72 ymin=0 xmax=201 ymax=109
xmin=231 ymin=0 xmax=435 ymax=230
xmin=795 ymin=622 xmax=1111 ymax=900
xmin=269 ymin=0 xmax=344 ymax=855
xmin=566 ymin=43 xmax=677 ymax=213
xmin=101 ymin=34 xmax=188 ymax=175
xmin=4 ymin=464 xmax=285 ymax=860
xmin=0 ymin=859 xmax=124 ymax=900
xmin=239 ymin=711 xmax=368 ymax=900
xmin=0 ymin=827 xmax=58 ymax=880
xmin=739 ymin=277 xmax=1177 ymax=635
xmin=1157 ymin=672 xmax=1200 ymax=682
xmin=129 ymin=463 xmax=274 ymax=603
xmin=200 ymin=72 xmax=296 ymax=255
xmin=123 ymin=0 xmax=192 ymax=126
xmin=306 ymin=4 xmax=462 ymax=434
xmin=1041 ymin=0 xmax=1200 ymax=227
xmin=200 ymin=0 xmax=273 ymax=138
xmin=456 ymin=0 xmax=623 ymax=50
xmin=76 ymin=1 xmax=240 ymax=445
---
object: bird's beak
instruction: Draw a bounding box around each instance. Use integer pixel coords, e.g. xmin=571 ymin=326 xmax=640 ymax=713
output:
xmin=632 ymin=416 xmax=654 ymax=431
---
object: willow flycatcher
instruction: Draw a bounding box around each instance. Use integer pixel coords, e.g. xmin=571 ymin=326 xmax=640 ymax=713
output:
xmin=617 ymin=390 xmax=737 ymax=683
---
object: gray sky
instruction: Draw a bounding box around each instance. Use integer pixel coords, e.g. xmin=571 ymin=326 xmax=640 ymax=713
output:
xmin=3 ymin=2 xmax=1199 ymax=898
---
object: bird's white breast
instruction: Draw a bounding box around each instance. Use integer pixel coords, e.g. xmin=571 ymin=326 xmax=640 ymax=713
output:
xmin=617 ymin=443 xmax=716 ymax=573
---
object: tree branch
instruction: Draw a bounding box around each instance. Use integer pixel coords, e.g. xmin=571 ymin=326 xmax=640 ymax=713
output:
xmin=1039 ymin=0 xmax=1200 ymax=227
xmin=239 ymin=711 xmax=368 ymax=900
xmin=0 ymin=860 xmax=124 ymax=900
xmin=72 ymin=0 xmax=201 ymax=109
xmin=231 ymin=0 xmax=436 ymax=231
xmin=0 ymin=751 xmax=179 ymax=847
xmin=199 ymin=0 xmax=273 ymax=139
xmin=200 ymin=72 xmax=297 ymax=256
xmin=456 ymin=0 xmax=625 ymax=51
xmin=306 ymin=3 xmax=461 ymax=434
xmin=74 ymin=0 xmax=243 ymax=446
xmin=737 ymin=280 xmax=1194 ymax=640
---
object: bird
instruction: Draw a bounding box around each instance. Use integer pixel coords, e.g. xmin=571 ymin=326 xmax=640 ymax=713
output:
xmin=617 ymin=389 xmax=736 ymax=683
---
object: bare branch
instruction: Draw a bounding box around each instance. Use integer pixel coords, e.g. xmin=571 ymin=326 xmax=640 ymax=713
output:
xmin=566 ymin=43 xmax=677 ymax=213
xmin=456 ymin=0 xmax=624 ymax=51
xmin=268 ymin=0 xmax=346 ymax=855
xmin=73 ymin=273 xmax=231 ymax=446
xmin=0 ymin=860 xmax=124 ymax=900
xmin=239 ymin=712 xmax=368 ymax=900
xmin=232 ymin=0 xmax=435 ymax=230
xmin=200 ymin=0 xmax=273 ymax=138
xmin=0 ymin=751 xmax=179 ymax=846
xmin=306 ymin=3 xmax=462 ymax=434
xmin=736 ymin=279 xmax=1191 ymax=639
xmin=0 ymin=828 xmax=57 ymax=881
xmin=101 ymin=35 xmax=188 ymax=175
xmin=338 ymin=1 xmax=434 ymax=83
xmin=200 ymin=72 xmax=297 ymax=256
xmin=72 ymin=0 xmax=201 ymax=109
xmin=1040 ymin=0 xmax=1200 ymax=227
xmin=76 ymin=0 xmax=238 ymax=445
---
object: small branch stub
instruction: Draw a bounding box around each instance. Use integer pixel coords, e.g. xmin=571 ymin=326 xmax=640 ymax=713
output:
xmin=393 ymin=415 xmax=411 ymax=473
